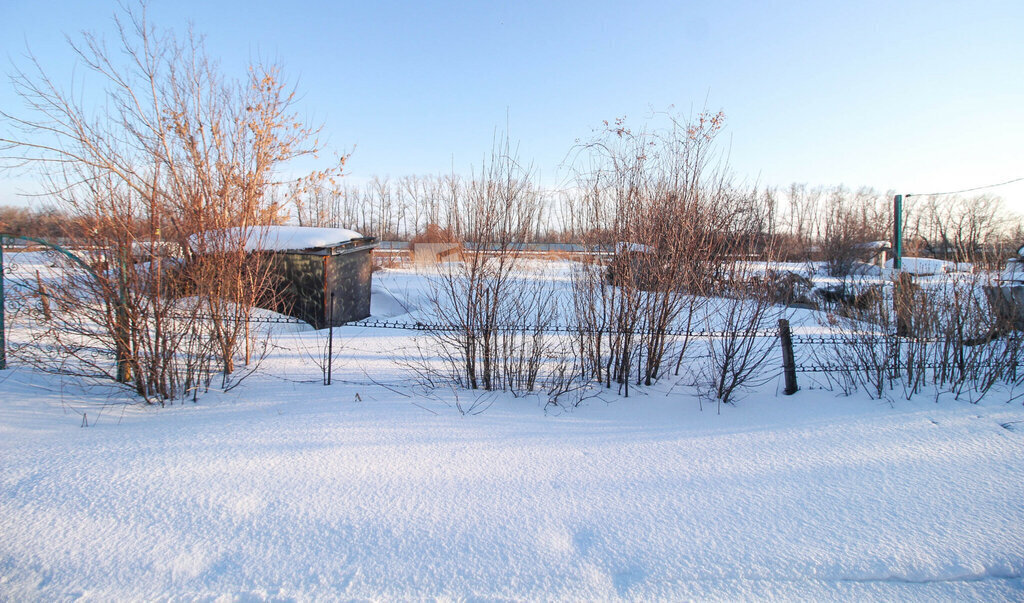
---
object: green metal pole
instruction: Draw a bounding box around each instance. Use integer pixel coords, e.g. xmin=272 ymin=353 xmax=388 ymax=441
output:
xmin=893 ymin=194 xmax=903 ymax=271
xmin=893 ymin=194 xmax=909 ymax=336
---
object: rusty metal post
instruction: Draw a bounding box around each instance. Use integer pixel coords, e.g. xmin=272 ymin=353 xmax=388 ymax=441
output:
xmin=779 ymin=318 xmax=798 ymax=395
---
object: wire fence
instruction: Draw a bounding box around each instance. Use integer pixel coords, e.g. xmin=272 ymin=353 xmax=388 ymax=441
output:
xmin=164 ymin=312 xmax=793 ymax=338
xmin=5 ymin=263 xmax=1014 ymax=386
xmin=155 ymin=311 xmax=1015 ymax=381
xmin=791 ymin=360 xmax=1011 ymax=374
xmin=4 ymin=243 xmax=1020 ymax=396
xmin=9 ymin=304 xmax=1020 ymax=389
xmin=168 ymin=312 xmax=949 ymax=343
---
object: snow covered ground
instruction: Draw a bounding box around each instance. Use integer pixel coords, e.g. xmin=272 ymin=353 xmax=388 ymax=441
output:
xmin=2 ymin=260 xmax=1024 ymax=600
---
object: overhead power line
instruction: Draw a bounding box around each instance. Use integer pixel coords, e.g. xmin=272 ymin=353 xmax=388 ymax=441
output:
xmin=907 ymin=176 xmax=1024 ymax=198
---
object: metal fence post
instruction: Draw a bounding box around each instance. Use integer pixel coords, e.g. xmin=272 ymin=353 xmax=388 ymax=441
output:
xmin=893 ymin=194 xmax=903 ymax=271
xmin=327 ymin=292 xmax=334 ymax=386
xmin=779 ymin=318 xmax=798 ymax=395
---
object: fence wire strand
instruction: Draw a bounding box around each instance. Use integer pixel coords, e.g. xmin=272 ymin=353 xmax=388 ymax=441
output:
xmin=14 ymin=304 xmax=1018 ymax=378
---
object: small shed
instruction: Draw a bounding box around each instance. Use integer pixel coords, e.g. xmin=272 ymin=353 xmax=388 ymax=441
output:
xmin=192 ymin=226 xmax=379 ymax=329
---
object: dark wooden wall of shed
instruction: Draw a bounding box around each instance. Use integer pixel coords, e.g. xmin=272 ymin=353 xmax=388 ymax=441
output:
xmin=325 ymin=249 xmax=373 ymax=326
xmin=252 ymin=248 xmax=373 ymax=329
xmin=262 ymin=253 xmax=326 ymax=327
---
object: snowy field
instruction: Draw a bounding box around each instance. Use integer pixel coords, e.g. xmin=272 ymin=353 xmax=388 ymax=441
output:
xmin=2 ymin=260 xmax=1024 ymax=600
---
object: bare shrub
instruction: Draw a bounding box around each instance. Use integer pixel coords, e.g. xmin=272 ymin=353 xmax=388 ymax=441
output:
xmin=820 ymin=187 xmax=889 ymax=277
xmin=923 ymin=273 xmax=1019 ymax=401
xmin=815 ymin=276 xmax=901 ymax=400
xmin=814 ymin=269 xmax=1024 ymax=403
xmin=567 ymin=112 xmax=737 ymax=396
xmin=293 ymin=320 xmax=342 ymax=387
xmin=699 ymin=262 xmax=784 ymax=410
xmin=417 ymin=137 xmax=577 ymax=398
xmin=0 ymin=4 xmax=337 ymax=403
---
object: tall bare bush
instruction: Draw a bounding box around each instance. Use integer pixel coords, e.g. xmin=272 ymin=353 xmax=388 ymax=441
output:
xmin=0 ymin=4 xmax=339 ymax=402
xmin=419 ymin=137 xmax=574 ymax=397
xmin=568 ymin=112 xmax=738 ymax=395
xmin=699 ymin=261 xmax=783 ymax=409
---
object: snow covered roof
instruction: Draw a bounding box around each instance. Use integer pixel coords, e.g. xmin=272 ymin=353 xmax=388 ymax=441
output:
xmin=189 ymin=226 xmax=366 ymax=253
xmin=855 ymin=240 xmax=892 ymax=251
xmin=1001 ymin=258 xmax=1024 ymax=283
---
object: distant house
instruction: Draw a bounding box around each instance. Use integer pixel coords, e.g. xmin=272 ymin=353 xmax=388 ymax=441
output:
xmin=130 ymin=239 xmax=183 ymax=261
xmin=409 ymin=223 xmax=462 ymax=265
xmin=855 ymin=240 xmax=891 ymax=267
xmin=191 ymin=226 xmax=379 ymax=328
xmin=411 ymin=242 xmax=462 ymax=264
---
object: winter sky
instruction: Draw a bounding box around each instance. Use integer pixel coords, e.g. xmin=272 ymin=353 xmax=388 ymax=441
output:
xmin=2 ymin=0 xmax=1023 ymax=210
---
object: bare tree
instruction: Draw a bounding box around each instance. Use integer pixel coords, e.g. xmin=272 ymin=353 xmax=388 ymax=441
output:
xmin=0 ymin=3 xmax=340 ymax=402
xmin=416 ymin=136 xmax=574 ymax=396
xmin=905 ymin=194 xmax=1018 ymax=267
xmin=567 ymin=111 xmax=738 ymax=395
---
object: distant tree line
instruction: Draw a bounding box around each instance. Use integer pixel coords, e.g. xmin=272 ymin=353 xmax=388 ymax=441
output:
xmin=288 ymin=172 xmax=1023 ymax=269
xmin=7 ymin=176 xmax=1021 ymax=273
xmin=0 ymin=205 xmax=81 ymax=242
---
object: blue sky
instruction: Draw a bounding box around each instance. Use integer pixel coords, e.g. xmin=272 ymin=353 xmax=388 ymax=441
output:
xmin=2 ymin=0 xmax=1023 ymax=209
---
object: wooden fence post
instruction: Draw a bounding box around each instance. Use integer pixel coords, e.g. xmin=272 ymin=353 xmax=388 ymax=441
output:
xmin=779 ymin=318 xmax=798 ymax=395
